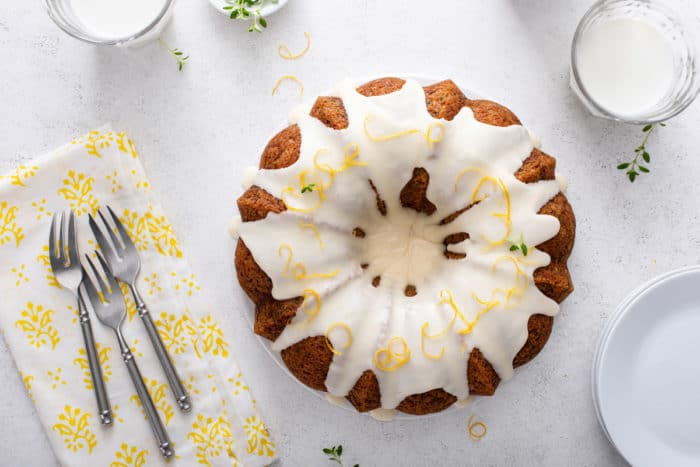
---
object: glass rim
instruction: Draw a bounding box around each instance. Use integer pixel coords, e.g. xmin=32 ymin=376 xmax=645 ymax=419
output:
xmin=571 ymin=0 xmax=700 ymax=124
xmin=44 ymin=0 xmax=175 ymax=45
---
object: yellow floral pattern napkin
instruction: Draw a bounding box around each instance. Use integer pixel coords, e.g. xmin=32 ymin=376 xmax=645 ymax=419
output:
xmin=0 ymin=128 xmax=276 ymax=466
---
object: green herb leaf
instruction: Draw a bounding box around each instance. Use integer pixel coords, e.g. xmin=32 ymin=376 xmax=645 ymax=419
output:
xmin=160 ymin=41 xmax=190 ymax=72
xmin=618 ymin=123 xmax=664 ymax=182
xmin=509 ymin=245 xmax=519 ymax=251
xmin=521 ymin=244 xmax=528 ymax=256
xmin=224 ymin=0 xmax=273 ymax=32
xmin=323 ymin=444 xmax=357 ymax=466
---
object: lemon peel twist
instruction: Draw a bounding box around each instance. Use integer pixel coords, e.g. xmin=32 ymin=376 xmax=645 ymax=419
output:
xmin=325 ymin=322 xmax=353 ymax=356
xmin=425 ymin=122 xmax=445 ymax=147
xmin=297 ymin=289 xmax=321 ymax=325
xmin=298 ymin=221 xmax=323 ymax=249
xmin=374 ymin=336 xmax=411 ymax=372
xmin=468 ymin=415 xmax=488 ymax=441
xmin=277 ymin=32 xmax=311 ymax=60
xmin=272 ymin=75 xmax=304 ymax=97
xmin=278 ymin=244 xmax=339 ymax=280
xmin=281 ymin=144 xmax=367 ymax=213
xmin=364 ymin=114 xmax=422 ymax=142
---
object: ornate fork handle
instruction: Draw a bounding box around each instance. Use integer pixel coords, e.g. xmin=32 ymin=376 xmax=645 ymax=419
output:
xmin=130 ymin=285 xmax=191 ymax=412
xmin=116 ymin=330 xmax=174 ymax=459
xmin=77 ymin=298 xmax=113 ymax=425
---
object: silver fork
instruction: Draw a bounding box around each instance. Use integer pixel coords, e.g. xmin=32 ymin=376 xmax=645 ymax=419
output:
xmin=81 ymin=252 xmax=174 ymax=459
xmin=49 ymin=212 xmax=112 ymax=426
xmin=89 ymin=206 xmax=191 ymax=412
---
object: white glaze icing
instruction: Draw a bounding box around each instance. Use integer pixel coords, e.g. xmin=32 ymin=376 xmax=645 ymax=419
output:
xmin=228 ymin=215 xmax=242 ymax=238
xmin=237 ymin=78 xmax=562 ymax=412
xmin=454 ymin=397 xmax=473 ymax=408
xmin=527 ymin=128 xmax=542 ymax=149
xmin=242 ymin=166 xmax=259 ymax=190
xmin=369 ymin=408 xmax=397 ymax=421
xmin=556 ymin=174 xmax=568 ymax=193
xmin=325 ymin=394 xmax=349 ymax=407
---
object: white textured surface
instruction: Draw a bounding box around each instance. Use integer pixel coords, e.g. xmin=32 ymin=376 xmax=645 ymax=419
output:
xmin=1 ymin=0 xmax=699 ymax=465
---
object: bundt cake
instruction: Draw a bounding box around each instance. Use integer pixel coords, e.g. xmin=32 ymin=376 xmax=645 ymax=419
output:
xmin=232 ymin=77 xmax=575 ymax=418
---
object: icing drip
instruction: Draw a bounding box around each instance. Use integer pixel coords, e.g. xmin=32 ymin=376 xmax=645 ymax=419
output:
xmin=369 ymin=408 xmax=397 ymax=421
xmin=228 ymin=215 xmax=242 ymax=238
xmin=454 ymin=397 xmax=473 ymax=408
xmin=242 ymin=166 xmax=258 ymax=189
xmin=556 ymin=174 xmax=568 ymax=193
xmin=325 ymin=394 xmax=348 ymax=407
xmin=238 ymin=79 xmax=562 ymax=411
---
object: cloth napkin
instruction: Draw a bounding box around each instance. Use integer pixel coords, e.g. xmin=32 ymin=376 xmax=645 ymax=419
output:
xmin=0 ymin=127 xmax=276 ymax=466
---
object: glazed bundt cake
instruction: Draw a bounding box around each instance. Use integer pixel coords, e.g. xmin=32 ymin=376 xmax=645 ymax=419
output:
xmin=232 ymin=77 xmax=575 ymax=418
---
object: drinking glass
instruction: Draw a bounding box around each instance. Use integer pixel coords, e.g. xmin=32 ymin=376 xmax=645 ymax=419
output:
xmin=45 ymin=0 xmax=176 ymax=46
xmin=571 ymin=0 xmax=700 ymax=124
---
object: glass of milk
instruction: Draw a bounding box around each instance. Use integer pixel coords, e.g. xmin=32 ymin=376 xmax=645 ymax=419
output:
xmin=45 ymin=0 xmax=175 ymax=46
xmin=571 ymin=0 xmax=699 ymax=124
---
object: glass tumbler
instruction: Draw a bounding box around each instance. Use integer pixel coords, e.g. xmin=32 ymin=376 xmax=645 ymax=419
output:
xmin=571 ymin=0 xmax=700 ymax=124
xmin=45 ymin=0 xmax=175 ymax=46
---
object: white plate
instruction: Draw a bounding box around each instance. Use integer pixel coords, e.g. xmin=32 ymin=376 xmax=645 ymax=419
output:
xmin=209 ymin=0 xmax=288 ymax=18
xmin=240 ymin=75 xmax=486 ymax=419
xmin=594 ymin=265 xmax=700 ymax=466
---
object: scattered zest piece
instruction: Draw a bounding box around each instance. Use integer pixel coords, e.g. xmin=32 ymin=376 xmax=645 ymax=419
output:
xmin=322 ymin=445 xmax=359 ymax=467
xmin=272 ymin=75 xmax=304 ymax=97
xmin=467 ymin=415 xmax=488 ymax=441
xmin=160 ymin=40 xmax=189 ymax=71
xmin=617 ymin=123 xmax=665 ymax=182
xmin=509 ymin=234 xmax=528 ymax=256
xmin=278 ymin=32 xmax=311 ymax=59
xmin=223 ymin=0 xmax=277 ymax=32
xmin=324 ymin=323 xmax=353 ymax=356
xmin=373 ymin=336 xmax=411 ymax=371
xmin=301 ymin=183 xmax=316 ymax=194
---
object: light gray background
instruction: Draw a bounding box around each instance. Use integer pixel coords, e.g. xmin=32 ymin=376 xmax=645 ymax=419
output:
xmin=1 ymin=0 xmax=698 ymax=465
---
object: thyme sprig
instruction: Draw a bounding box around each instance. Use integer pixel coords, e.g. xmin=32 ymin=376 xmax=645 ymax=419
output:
xmin=323 ymin=445 xmax=359 ymax=467
xmin=160 ymin=40 xmax=189 ymax=71
xmin=301 ymin=183 xmax=316 ymax=194
xmin=223 ymin=0 xmax=278 ymax=32
xmin=617 ymin=123 xmax=665 ymax=182
xmin=509 ymin=234 xmax=528 ymax=256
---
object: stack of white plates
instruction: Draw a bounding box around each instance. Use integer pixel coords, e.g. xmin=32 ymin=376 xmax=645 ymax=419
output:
xmin=593 ymin=266 xmax=700 ymax=466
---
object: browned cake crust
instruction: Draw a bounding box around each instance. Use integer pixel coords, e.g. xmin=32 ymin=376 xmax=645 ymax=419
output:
xmin=235 ymin=77 xmax=576 ymax=415
xmin=279 ymin=336 xmax=332 ymax=391
xmin=259 ymin=124 xmax=301 ymax=170
xmin=396 ymin=389 xmax=458 ymax=415
xmin=347 ymin=370 xmax=381 ymax=412
xmin=310 ymin=97 xmax=349 ymax=130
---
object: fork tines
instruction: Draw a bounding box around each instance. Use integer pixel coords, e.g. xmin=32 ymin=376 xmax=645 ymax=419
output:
xmin=83 ymin=252 xmax=117 ymax=299
xmin=49 ymin=211 xmax=79 ymax=273
xmin=88 ymin=206 xmax=134 ymax=264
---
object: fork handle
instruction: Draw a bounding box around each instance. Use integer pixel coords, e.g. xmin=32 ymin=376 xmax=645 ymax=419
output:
xmin=78 ymin=301 xmax=113 ymax=426
xmin=116 ymin=331 xmax=174 ymax=459
xmin=131 ymin=285 xmax=191 ymax=412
